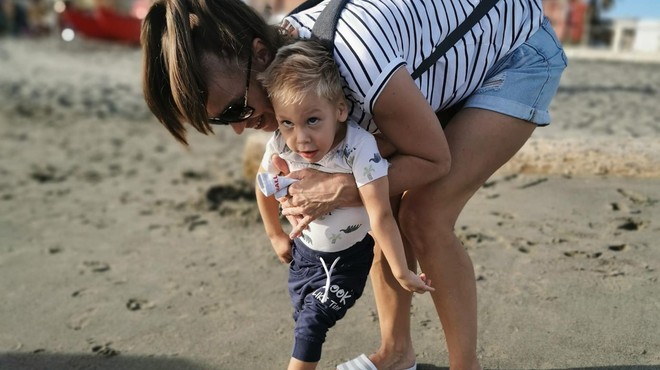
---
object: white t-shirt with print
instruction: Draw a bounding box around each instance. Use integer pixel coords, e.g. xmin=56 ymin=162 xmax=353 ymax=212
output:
xmin=261 ymin=121 xmax=388 ymax=252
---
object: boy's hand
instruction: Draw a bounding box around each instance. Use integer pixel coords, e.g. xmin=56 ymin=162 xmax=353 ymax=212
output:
xmin=271 ymin=234 xmax=293 ymax=264
xmin=396 ymin=271 xmax=434 ymax=294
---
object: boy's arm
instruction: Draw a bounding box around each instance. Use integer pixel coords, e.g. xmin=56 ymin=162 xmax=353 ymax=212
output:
xmin=256 ymin=168 xmax=292 ymax=264
xmin=358 ymin=177 xmax=434 ymax=293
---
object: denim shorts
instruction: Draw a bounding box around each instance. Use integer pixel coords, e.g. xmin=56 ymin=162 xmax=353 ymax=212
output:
xmin=464 ymin=17 xmax=568 ymax=125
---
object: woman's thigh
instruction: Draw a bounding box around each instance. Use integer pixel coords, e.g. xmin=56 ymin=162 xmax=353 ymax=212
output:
xmin=401 ymin=20 xmax=567 ymax=231
xmin=401 ymin=108 xmax=535 ymax=230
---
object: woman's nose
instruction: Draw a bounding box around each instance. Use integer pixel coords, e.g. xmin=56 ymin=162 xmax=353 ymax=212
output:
xmin=231 ymin=122 xmax=246 ymax=135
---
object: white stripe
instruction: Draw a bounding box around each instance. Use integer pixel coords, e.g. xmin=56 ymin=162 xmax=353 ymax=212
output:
xmin=285 ymin=0 xmax=544 ymax=132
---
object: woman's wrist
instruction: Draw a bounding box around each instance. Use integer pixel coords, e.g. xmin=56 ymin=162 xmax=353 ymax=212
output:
xmin=334 ymin=173 xmax=361 ymax=207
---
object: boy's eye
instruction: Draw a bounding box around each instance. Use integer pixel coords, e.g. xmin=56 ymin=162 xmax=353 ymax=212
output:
xmin=307 ymin=117 xmax=320 ymax=126
xmin=280 ymin=120 xmax=294 ymax=128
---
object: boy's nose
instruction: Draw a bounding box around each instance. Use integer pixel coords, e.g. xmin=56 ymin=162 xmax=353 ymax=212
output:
xmin=296 ymin=130 xmax=311 ymax=143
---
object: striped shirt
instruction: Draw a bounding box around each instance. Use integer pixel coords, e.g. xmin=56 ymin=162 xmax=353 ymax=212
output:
xmin=284 ymin=0 xmax=545 ymax=133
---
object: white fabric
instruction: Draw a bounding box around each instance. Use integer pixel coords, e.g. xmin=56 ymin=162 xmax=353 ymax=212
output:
xmin=319 ymin=256 xmax=341 ymax=303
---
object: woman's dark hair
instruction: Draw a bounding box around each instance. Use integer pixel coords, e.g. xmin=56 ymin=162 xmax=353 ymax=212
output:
xmin=141 ymin=0 xmax=284 ymax=144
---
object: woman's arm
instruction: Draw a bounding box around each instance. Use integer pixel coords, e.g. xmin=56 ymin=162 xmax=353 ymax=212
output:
xmin=371 ymin=67 xmax=451 ymax=195
xmin=281 ymin=67 xmax=449 ymax=233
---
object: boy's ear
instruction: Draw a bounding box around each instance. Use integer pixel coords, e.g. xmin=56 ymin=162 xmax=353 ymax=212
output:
xmin=337 ymin=99 xmax=349 ymax=122
xmin=252 ymin=38 xmax=273 ymax=70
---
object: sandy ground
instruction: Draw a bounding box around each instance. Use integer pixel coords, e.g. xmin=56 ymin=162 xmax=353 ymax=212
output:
xmin=0 ymin=36 xmax=659 ymax=370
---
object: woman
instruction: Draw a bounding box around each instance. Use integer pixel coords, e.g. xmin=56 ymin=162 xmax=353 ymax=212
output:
xmin=141 ymin=0 xmax=567 ymax=369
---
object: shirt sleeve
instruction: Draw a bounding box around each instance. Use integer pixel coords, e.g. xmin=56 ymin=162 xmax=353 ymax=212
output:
xmin=260 ymin=132 xmax=281 ymax=175
xmin=348 ymin=126 xmax=389 ymax=188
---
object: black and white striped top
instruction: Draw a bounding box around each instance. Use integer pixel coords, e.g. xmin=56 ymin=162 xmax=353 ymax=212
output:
xmin=284 ymin=0 xmax=545 ymax=133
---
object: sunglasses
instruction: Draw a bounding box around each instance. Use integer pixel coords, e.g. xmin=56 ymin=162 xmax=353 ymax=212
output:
xmin=208 ymin=56 xmax=254 ymax=125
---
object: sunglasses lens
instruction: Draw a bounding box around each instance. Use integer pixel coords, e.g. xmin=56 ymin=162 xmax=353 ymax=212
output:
xmin=209 ymin=105 xmax=254 ymax=125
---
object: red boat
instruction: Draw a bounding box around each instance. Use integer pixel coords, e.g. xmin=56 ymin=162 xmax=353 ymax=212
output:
xmin=60 ymin=5 xmax=143 ymax=45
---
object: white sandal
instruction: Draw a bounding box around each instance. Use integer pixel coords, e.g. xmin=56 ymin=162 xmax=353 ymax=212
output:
xmin=336 ymin=354 xmax=417 ymax=370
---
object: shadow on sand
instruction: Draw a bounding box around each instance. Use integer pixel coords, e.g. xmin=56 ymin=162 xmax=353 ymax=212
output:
xmin=418 ymin=366 xmax=658 ymax=370
xmin=0 ymin=352 xmax=215 ymax=370
xmin=2 ymin=354 xmax=656 ymax=370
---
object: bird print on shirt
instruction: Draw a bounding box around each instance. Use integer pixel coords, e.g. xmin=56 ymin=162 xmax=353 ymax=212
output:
xmin=340 ymin=224 xmax=361 ymax=234
xmin=369 ymin=153 xmax=382 ymax=163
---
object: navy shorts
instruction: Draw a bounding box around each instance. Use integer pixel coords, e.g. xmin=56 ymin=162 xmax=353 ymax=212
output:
xmin=288 ymin=235 xmax=374 ymax=362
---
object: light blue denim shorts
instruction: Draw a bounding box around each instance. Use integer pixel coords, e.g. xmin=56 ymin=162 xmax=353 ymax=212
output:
xmin=464 ymin=17 xmax=568 ymax=125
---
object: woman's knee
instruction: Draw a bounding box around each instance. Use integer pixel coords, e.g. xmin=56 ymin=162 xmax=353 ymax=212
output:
xmin=397 ymin=194 xmax=455 ymax=255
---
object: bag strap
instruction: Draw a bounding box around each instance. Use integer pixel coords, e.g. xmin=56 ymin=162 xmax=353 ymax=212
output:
xmin=310 ymin=0 xmax=350 ymax=53
xmin=411 ymin=0 xmax=500 ymax=79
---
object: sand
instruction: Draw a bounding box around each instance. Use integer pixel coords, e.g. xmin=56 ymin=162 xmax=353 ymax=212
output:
xmin=0 ymin=36 xmax=659 ymax=370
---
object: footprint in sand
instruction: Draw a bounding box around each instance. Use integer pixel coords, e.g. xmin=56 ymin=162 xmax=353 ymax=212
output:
xmin=608 ymin=244 xmax=628 ymax=252
xmin=617 ymin=188 xmax=658 ymax=206
xmin=517 ymin=177 xmax=548 ymax=189
xmin=616 ymin=218 xmax=646 ymax=231
xmin=80 ymin=261 xmax=110 ymax=273
xmin=30 ymin=164 xmax=69 ymax=183
xmin=126 ymin=298 xmax=154 ymax=311
xmin=88 ymin=340 xmax=120 ymax=357
xmin=67 ymin=307 xmax=97 ymax=331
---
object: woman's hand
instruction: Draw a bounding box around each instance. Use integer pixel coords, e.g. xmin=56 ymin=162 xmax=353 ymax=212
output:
xmin=271 ymin=156 xmax=361 ymax=238
xmin=283 ymin=169 xmax=358 ymax=238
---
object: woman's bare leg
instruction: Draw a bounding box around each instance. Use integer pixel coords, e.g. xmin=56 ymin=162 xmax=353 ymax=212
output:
xmin=369 ymin=108 xmax=535 ymax=370
xmin=367 ymin=196 xmax=418 ymax=369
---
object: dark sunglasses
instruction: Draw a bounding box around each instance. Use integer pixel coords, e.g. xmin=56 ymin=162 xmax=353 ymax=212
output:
xmin=208 ymin=56 xmax=254 ymax=125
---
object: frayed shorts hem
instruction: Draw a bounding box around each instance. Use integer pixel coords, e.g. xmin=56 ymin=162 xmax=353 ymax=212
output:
xmin=464 ymin=95 xmax=551 ymax=126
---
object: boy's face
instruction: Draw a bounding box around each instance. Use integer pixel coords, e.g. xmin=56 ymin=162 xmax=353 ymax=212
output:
xmin=274 ymin=94 xmax=348 ymax=163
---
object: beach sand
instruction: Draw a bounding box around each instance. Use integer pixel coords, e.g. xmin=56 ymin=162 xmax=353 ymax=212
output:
xmin=0 ymin=37 xmax=659 ymax=370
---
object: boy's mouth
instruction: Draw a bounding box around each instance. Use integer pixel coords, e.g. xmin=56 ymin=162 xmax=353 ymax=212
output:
xmin=298 ymin=150 xmax=318 ymax=160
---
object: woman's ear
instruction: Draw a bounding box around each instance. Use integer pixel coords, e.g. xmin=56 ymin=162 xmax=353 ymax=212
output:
xmin=252 ymin=38 xmax=273 ymax=71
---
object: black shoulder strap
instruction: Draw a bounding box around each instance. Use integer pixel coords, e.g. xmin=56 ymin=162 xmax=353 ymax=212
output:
xmin=411 ymin=0 xmax=500 ymax=79
xmin=310 ymin=0 xmax=350 ymax=53
xmin=286 ymin=0 xmax=349 ymax=55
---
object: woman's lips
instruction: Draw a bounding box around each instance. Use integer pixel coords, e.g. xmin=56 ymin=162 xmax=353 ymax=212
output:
xmin=251 ymin=116 xmax=264 ymax=130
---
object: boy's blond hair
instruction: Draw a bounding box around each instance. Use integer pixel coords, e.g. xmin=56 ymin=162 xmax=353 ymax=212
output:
xmin=259 ymin=39 xmax=346 ymax=107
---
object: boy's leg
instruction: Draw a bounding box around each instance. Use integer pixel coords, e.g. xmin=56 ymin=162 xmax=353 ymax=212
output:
xmin=289 ymin=239 xmax=374 ymax=365
xmin=288 ymin=357 xmax=319 ymax=370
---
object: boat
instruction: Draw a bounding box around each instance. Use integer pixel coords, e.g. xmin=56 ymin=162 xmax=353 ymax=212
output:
xmin=60 ymin=4 xmax=142 ymax=45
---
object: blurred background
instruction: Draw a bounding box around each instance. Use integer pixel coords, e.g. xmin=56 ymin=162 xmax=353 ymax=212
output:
xmin=0 ymin=0 xmax=659 ymax=58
